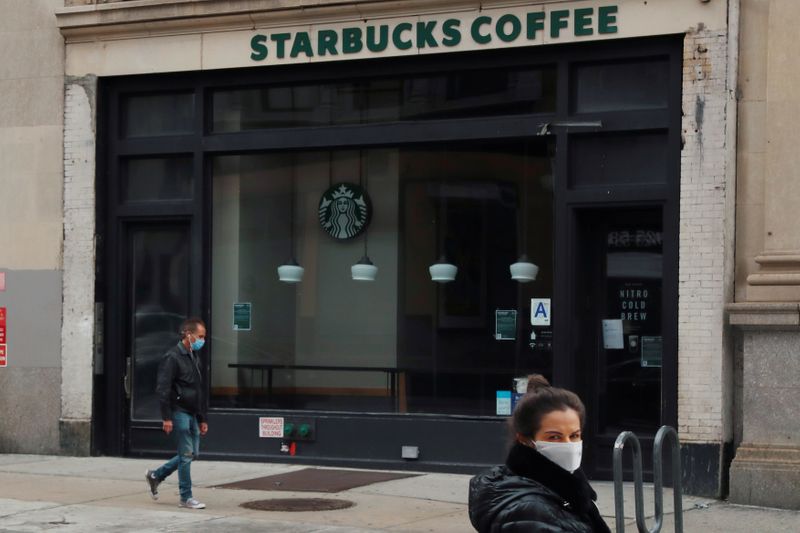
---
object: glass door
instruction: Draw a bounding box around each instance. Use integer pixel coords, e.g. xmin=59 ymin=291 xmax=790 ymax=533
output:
xmin=574 ymin=208 xmax=664 ymax=479
xmin=124 ymin=224 xmax=191 ymax=429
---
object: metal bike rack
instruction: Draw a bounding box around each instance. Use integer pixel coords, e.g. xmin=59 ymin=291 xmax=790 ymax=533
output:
xmin=613 ymin=425 xmax=684 ymax=533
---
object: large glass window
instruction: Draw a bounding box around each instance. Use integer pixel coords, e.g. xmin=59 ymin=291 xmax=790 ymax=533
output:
xmin=210 ymin=140 xmax=553 ymax=415
xmin=572 ymin=58 xmax=669 ymax=113
xmin=212 ymin=66 xmax=555 ymax=131
xmin=122 ymin=92 xmax=195 ymax=138
xmin=122 ymin=156 xmax=193 ymax=203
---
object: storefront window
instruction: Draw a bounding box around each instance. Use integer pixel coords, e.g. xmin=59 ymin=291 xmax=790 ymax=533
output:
xmin=122 ymin=92 xmax=195 ymax=138
xmin=210 ymin=140 xmax=553 ymax=415
xmin=572 ymin=58 xmax=669 ymax=113
xmin=212 ymin=66 xmax=555 ymax=131
xmin=569 ymin=131 xmax=669 ymax=187
xmin=121 ymin=156 xmax=193 ymax=203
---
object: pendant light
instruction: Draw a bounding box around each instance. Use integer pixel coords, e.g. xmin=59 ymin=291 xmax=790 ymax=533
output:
xmin=352 ymin=150 xmax=378 ymax=281
xmin=430 ymin=254 xmax=458 ymax=283
xmin=352 ymin=254 xmax=377 ymax=281
xmin=510 ymin=142 xmax=538 ymax=283
xmin=429 ymin=179 xmax=457 ymax=283
xmin=278 ymin=154 xmax=304 ymax=283
xmin=510 ymin=254 xmax=539 ymax=282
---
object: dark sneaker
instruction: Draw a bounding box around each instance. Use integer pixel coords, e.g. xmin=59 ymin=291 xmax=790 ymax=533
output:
xmin=145 ymin=469 xmax=160 ymax=500
xmin=179 ymin=498 xmax=206 ymax=509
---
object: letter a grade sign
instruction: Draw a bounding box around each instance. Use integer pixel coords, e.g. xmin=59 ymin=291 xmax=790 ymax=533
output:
xmin=531 ymin=298 xmax=551 ymax=326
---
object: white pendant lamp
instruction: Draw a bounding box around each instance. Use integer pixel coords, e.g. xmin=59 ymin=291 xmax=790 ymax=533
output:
xmin=429 ymin=255 xmax=458 ymax=283
xmin=510 ymin=254 xmax=539 ymax=282
xmin=430 ymin=181 xmax=457 ymax=283
xmin=511 ymin=142 xmax=538 ymax=283
xmin=351 ymin=151 xmax=378 ymax=282
xmin=352 ymin=255 xmax=378 ymax=281
xmin=278 ymin=156 xmax=303 ymax=283
xmin=278 ymin=259 xmax=304 ymax=283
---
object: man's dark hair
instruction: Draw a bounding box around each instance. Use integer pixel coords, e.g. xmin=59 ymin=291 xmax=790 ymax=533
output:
xmin=180 ymin=317 xmax=206 ymax=337
xmin=509 ymin=374 xmax=586 ymax=441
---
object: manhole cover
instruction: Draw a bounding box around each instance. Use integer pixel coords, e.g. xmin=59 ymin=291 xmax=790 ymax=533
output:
xmin=241 ymin=498 xmax=355 ymax=512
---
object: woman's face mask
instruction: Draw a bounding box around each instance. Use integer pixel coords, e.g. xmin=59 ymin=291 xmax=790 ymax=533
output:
xmin=533 ymin=440 xmax=583 ymax=473
xmin=526 ymin=408 xmax=583 ymax=472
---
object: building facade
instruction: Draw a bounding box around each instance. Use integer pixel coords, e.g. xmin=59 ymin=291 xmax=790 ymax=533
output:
xmin=5 ymin=0 xmax=780 ymax=504
xmin=0 ymin=0 xmax=65 ymax=454
xmin=728 ymin=0 xmax=800 ymax=510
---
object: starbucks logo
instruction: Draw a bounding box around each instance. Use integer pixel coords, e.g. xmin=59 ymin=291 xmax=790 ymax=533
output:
xmin=318 ymin=183 xmax=372 ymax=240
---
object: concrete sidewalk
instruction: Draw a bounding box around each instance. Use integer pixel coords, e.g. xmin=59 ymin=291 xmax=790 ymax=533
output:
xmin=0 ymin=454 xmax=797 ymax=532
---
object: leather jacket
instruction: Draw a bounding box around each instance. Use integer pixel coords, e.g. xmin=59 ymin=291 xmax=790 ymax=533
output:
xmin=157 ymin=342 xmax=206 ymax=423
xmin=469 ymin=443 xmax=611 ymax=533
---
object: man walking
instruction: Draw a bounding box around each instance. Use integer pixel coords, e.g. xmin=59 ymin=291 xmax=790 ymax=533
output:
xmin=145 ymin=317 xmax=209 ymax=509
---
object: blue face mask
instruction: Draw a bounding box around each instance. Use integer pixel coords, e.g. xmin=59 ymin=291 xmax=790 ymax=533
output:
xmin=190 ymin=338 xmax=205 ymax=351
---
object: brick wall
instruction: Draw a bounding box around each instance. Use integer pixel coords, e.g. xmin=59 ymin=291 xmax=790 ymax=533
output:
xmin=678 ymin=29 xmax=734 ymax=444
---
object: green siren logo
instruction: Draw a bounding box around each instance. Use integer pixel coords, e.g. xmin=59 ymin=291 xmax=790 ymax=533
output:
xmin=318 ymin=183 xmax=372 ymax=240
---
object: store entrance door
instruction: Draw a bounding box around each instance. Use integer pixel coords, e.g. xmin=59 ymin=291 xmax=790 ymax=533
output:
xmin=572 ymin=208 xmax=668 ymax=480
xmin=122 ymin=223 xmax=191 ymax=447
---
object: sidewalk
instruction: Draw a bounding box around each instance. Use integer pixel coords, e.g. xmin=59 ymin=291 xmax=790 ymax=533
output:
xmin=0 ymin=454 xmax=797 ymax=532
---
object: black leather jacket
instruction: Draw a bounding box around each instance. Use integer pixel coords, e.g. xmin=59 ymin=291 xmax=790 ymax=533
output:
xmin=157 ymin=342 xmax=206 ymax=423
xmin=470 ymin=466 xmax=596 ymax=532
xmin=469 ymin=444 xmax=610 ymax=533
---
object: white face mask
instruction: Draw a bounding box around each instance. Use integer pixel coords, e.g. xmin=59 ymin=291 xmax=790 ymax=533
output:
xmin=533 ymin=440 xmax=583 ymax=473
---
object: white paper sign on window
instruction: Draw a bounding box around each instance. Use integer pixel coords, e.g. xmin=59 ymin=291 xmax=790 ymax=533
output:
xmin=602 ymin=319 xmax=624 ymax=349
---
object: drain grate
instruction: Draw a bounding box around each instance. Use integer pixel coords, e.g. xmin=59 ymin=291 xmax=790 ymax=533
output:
xmin=241 ymin=498 xmax=355 ymax=512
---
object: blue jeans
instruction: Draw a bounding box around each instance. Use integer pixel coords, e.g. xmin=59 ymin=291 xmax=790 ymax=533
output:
xmin=153 ymin=411 xmax=200 ymax=501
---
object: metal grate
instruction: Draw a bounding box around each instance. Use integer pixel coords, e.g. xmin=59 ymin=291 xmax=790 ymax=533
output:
xmin=214 ymin=467 xmax=418 ymax=493
xmin=241 ymin=498 xmax=355 ymax=512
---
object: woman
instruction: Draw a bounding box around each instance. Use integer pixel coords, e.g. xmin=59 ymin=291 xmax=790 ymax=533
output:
xmin=469 ymin=375 xmax=611 ymax=532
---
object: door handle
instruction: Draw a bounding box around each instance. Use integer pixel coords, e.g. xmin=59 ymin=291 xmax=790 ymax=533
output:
xmin=124 ymin=356 xmax=132 ymax=399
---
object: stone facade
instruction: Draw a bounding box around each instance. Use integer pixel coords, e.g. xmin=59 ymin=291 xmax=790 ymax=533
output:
xmin=728 ymin=0 xmax=800 ymax=510
xmin=0 ymin=0 xmax=66 ymax=455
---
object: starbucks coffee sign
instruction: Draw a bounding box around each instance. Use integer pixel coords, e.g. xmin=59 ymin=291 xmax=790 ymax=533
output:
xmin=318 ymin=183 xmax=372 ymax=240
xmin=250 ymin=5 xmax=620 ymax=63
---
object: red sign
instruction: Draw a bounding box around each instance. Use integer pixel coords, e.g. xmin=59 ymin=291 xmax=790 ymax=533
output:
xmin=0 ymin=307 xmax=5 ymax=345
xmin=0 ymin=344 xmax=6 ymax=367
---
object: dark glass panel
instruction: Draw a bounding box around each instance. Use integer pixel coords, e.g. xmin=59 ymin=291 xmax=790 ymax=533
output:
xmin=569 ymin=131 xmax=668 ymax=187
xmin=130 ymin=226 xmax=190 ymax=421
xmin=573 ymin=59 xmax=669 ymax=113
xmin=122 ymin=156 xmax=193 ymax=202
xmin=600 ymin=214 xmax=663 ymax=434
xmin=123 ymin=92 xmax=194 ymax=138
xmin=212 ymin=67 xmax=556 ymax=131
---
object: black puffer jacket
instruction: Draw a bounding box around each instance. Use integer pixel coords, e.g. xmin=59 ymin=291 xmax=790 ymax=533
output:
xmin=469 ymin=443 xmax=610 ymax=533
xmin=157 ymin=342 xmax=206 ymax=423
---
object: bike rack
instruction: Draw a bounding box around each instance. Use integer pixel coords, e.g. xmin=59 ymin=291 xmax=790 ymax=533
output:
xmin=613 ymin=426 xmax=684 ymax=533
